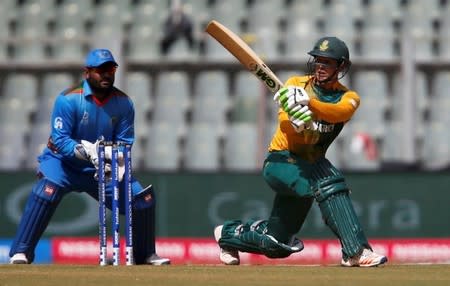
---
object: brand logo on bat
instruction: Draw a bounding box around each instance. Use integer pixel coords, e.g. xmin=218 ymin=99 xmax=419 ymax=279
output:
xmin=248 ymin=62 xmax=280 ymax=91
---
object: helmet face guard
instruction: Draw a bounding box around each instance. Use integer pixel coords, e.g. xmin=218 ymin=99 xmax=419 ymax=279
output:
xmin=307 ymin=57 xmax=350 ymax=81
xmin=307 ymin=36 xmax=351 ymax=81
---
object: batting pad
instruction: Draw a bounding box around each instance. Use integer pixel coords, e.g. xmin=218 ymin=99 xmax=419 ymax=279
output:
xmin=218 ymin=220 xmax=304 ymax=259
xmin=315 ymin=183 xmax=370 ymax=258
xmin=9 ymin=179 xmax=63 ymax=263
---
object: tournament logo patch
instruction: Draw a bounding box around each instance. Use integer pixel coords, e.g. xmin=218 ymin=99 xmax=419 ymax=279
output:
xmin=44 ymin=184 xmax=55 ymax=196
xmin=99 ymin=50 xmax=111 ymax=59
xmin=54 ymin=117 xmax=63 ymax=129
xmin=144 ymin=194 xmax=152 ymax=202
xmin=80 ymin=111 xmax=89 ymax=125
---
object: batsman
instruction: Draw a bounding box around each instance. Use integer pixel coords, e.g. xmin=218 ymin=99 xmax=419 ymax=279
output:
xmin=215 ymin=36 xmax=388 ymax=267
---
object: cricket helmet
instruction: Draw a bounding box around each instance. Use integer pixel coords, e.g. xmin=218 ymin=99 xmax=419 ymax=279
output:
xmin=307 ymin=36 xmax=350 ymax=65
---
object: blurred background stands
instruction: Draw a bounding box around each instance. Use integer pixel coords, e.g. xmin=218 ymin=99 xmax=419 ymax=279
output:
xmin=0 ymin=0 xmax=448 ymax=172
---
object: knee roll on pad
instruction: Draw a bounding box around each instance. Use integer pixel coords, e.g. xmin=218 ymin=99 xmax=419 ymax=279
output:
xmin=32 ymin=178 xmax=63 ymax=203
xmin=218 ymin=220 xmax=304 ymax=259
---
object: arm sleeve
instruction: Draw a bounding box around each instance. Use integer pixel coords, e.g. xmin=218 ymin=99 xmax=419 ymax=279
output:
xmin=115 ymin=99 xmax=135 ymax=145
xmin=309 ymin=91 xmax=360 ymax=123
xmin=49 ymin=95 xmax=79 ymax=158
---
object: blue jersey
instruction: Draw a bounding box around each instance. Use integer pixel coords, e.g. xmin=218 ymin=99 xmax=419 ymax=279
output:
xmin=38 ymin=80 xmax=135 ymax=182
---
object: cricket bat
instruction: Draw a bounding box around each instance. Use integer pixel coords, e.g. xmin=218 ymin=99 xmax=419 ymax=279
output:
xmin=205 ymin=20 xmax=283 ymax=93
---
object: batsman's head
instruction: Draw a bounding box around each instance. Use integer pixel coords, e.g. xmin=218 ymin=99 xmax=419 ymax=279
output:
xmin=308 ymin=36 xmax=350 ymax=65
xmin=307 ymin=36 xmax=351 ymax=85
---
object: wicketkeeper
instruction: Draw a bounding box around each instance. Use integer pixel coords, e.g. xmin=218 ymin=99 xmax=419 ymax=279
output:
xmin=214 ymin=36 xmax=388 ymax=267
xmin=9 ymin=49 xmax=170 ymax=265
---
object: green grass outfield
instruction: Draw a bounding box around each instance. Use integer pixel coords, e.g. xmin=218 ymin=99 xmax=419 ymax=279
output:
xmin=0 ymin=264 xmax=449 ymax=286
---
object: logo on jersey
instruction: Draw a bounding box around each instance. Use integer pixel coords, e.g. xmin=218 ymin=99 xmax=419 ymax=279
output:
xmin=54 ymin=117 xmax=63 ymax=129
xmin=80 ymin=111 xmax=89 ymax=125
xmin=44 ymin=184 xmax=56 ymax=196
xmin=319 ymin=40 xmax=329 ymax=52
xmin=287 ymin=157 xmax=297 ymax=164
xmin=310 ymin=121 xmax=335 ymax=133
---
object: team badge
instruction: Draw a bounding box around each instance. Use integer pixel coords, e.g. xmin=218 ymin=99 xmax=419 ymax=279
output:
xmin=144 ymin=194 xmax=152 ymax=202
xmin=44 ymin=184 xmax=55 ymax=196
xmin=287 ymin=157 xmax=296 ymax=164
xmin=319 ymin=40 xmax=329 ymax=51
xmin=54 ymin=117 xmax=63 ymax=129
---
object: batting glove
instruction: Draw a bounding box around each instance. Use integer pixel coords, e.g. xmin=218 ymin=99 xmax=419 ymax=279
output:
xmin=288 ymin=105 xmax=313 ymax=133
xmin=273 ymin=86 xmax=310 ymax=112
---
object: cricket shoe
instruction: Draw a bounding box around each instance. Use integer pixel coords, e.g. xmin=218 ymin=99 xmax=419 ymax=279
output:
xmin=145 ymin=254 xmax=171 ymax=265
xmin=10 ymin=253 xmax=29 ymax=264
xmin=341 ymin=248 xmax=387 ymax=267
xmin=214 ymin=225 xmax=240 ymax=265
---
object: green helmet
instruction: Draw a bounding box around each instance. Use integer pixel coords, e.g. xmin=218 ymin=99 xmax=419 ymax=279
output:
xmin=307 ymin=36 xmax=350 ymax=64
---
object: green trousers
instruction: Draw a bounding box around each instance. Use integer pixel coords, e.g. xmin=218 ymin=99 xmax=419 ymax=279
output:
xmin=217 ymin=150 xmax=371 ymax=259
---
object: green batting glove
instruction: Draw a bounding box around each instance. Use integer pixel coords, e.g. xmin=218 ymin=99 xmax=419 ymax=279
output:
xmin=273 ymin=87 xmax=289 ymax=106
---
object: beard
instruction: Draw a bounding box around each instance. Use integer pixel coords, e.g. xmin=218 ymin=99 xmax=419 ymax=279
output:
xmin=87 ymin=77 xmax=114 ymax=94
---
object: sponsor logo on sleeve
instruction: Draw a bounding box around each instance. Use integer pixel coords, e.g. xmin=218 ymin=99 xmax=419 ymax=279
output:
xmin=54 ymin=117 xmax=63 ymax=129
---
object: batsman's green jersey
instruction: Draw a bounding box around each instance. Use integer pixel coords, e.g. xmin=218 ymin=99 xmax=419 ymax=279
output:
xmin=269 ymin=75 xmax=360 ymax=162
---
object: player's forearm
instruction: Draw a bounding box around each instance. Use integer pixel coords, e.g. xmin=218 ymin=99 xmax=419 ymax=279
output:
xmin=309 ymin=95 xmax=359 ymax=123
xmin=50 ymin=135 xmax=79 ymax=158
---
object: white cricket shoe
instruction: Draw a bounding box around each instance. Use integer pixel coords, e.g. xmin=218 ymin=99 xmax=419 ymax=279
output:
xmin=341 ymin=248 xmax=388 ymax=267
xmin=145 ymin=254 xmax=171 ymax=265
xmin=214 ymin=225 xmax=240 ymax=265
xmin=10 ymin=253 xmax=29 ymax=264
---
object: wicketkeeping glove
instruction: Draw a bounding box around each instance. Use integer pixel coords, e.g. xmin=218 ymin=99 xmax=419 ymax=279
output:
xmin=74 ymin=139 xmax=125 ymax=181
xmin=74 ymin=139 xmax=102 ymax=168
xmin=103 ymin=147 xmax=125 ymax=182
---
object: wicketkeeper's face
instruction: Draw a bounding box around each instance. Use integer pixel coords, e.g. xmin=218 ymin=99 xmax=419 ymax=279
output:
xmin=85 ymin=62 xmax=117 ymax=91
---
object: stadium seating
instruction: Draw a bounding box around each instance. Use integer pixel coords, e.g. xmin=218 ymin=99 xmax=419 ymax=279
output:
xmin=143 ymin=122 xmax=181 ymax=171
xmin=421 ymin=121 xmax=450 ymax=171
xmin=191 ymin=71 xmax=230 ymax=136
xmin=153 ymin=71 xmax=191 ymax=136
xmin=430 ymin=71 xmax=450 ymax=123
xmin=231 ymin=71 xmax=264 ymax=124
xmin=351 ymin=70 xmax=389 ymax=138
xmin=224 ymin=122 xmax=259 ymax=171
xmin=0 ymin=124 xmax=27 ymax=170
xmin=0 ymin=0 xmax=448 ymax=171
xmin=52 ymin=2 xmax=86 ymax=61
xmin=184 ymin=122 xmax=221 ymax=171
xmin=421 ymin=121 xmax=450 ymax=170
xmin=25 ymin=123 xmax=51 ymax=169
xmin=0 ymin=74 xmax=38 ymax=131
xmin=35 ymin=73 xmax=74 ymax=125
xmin=125 ymin=72 xmax=153 ymax=137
